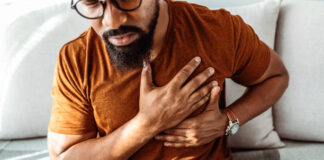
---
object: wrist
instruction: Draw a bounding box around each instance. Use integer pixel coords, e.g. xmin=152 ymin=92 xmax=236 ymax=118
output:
xmin=223 ymin=108 xmax=240 ymax=136
xmin=134 ymin=113 xmax=160 ymax=136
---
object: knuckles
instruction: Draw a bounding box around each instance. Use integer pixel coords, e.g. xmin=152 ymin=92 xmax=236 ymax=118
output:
xmin=190 ymin=136 xmax=200 ymax=144
xmin=190 ymin=122 xmax=199 ymax=129
xmin=179 ymin=69 xmax=191 ymax=78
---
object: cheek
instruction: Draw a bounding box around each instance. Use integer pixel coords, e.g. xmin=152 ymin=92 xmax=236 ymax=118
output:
xmin=127 ymin=14 xmax=147 ymax=30
xmin=89 ymin=19 xmax=105 ymax=37
xmin=128 ymin=0 xmax=156 ymax=30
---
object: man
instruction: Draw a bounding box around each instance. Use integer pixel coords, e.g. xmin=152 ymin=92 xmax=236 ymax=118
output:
xmin=47 ymin=0 xmax=289 ymax=159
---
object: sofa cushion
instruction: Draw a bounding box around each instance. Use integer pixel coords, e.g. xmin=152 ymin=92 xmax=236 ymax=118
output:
xmin=231 ymin=139 xmax=324 ymax=160
xmin=0 ymin=137 xmax=48 ymax=159
xmin=0 ymin=2 xmax=89 ymax=139
xmin=221 ymin=0 xmax=284 ymax=149
xmin=1 ymin=137 xmax=324 ymax=160
xmin=274 ymin=0 xmax=324 ymax=142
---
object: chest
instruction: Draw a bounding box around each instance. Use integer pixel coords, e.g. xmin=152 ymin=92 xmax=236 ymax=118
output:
xmin=89 ymin=44 xmax=231 ymax=136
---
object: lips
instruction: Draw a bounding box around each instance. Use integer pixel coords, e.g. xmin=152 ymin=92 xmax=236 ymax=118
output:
xmin=108 ymin=32 xmax=139 ymax=46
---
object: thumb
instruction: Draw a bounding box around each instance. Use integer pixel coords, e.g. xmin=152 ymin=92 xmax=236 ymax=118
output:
xmin=205 ymin=86 xmax=221 ymax=112
xmin=140 ymin=60 xmax=154 ymax=93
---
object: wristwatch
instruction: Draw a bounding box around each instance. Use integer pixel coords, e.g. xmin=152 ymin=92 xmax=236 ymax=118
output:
xmin=224 ymin=108 xmax=240 ymax=136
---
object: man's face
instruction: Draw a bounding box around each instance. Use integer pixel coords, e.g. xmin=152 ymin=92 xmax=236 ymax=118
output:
xmin=90 ymin=0 xmax=160 ymax=72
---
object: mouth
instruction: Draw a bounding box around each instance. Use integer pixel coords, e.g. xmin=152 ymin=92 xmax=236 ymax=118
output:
xmin=108 ymin=32 xmax=139 ymax=46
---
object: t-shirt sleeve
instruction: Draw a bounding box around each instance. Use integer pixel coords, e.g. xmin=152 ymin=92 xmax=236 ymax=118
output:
xmin=48 ymin=45 xmax=97 ymax=135
xmin=230 ymin=15 xmax=271 ymax=86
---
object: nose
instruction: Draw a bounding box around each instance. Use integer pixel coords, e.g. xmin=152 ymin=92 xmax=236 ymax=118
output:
xmin=101 ymin=1 xmax=127 ymax=29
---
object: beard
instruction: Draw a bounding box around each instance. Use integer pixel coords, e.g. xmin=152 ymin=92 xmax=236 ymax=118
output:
xmin=102 ymin=0 xmax=160 ymax=72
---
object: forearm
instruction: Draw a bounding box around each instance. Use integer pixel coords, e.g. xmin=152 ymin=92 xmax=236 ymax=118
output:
xmin=228 ymin=73 xmax=289 ymax=125
xmin=59 ymin=115 xmax=158 ymax=160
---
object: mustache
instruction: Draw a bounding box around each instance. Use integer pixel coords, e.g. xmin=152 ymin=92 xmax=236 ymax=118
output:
xmin=102 ymin=25 xmax=144 ymax=38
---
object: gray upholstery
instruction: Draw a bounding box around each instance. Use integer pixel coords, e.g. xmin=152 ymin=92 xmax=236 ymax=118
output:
xmin=0 ymin=138 xmax=48 ymax=160
xmin=1 ymin=138 xmax=324 ymax=160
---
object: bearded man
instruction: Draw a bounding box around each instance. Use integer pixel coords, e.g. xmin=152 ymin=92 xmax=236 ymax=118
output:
xmin=47 ymin=0 xmax=289 ymax=159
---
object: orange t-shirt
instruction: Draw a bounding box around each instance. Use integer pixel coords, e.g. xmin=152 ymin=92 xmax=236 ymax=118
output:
xmin=48 ymin=1 xmax=270 ymax=159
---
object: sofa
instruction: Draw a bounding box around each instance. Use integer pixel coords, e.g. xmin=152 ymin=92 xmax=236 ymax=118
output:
xmin=1 ymin=0 xmax=324 ymax=159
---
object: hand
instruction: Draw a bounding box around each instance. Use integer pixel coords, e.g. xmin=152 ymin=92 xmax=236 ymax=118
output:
xmin=154 ymin=86 xmax=228 ymax=147
xmin=137 ymin=57 xmax=219 ymax=133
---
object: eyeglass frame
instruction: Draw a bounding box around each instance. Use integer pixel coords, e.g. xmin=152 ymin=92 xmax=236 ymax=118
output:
xmin=71 ymin=0 xmax=143 ymax=19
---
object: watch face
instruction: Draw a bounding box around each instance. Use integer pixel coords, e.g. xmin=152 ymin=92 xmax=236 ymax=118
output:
xmin=230 ymin=124 xmax=239 ymax=134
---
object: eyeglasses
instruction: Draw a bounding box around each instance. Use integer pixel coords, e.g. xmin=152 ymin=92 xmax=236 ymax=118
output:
xmin=71 ymin=0 xmax=142 ymax=19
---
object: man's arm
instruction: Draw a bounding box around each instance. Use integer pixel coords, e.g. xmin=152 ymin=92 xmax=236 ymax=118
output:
xmin=154 ymin=49 xmax=289 ymax=147
xmin=228 ymin=49 xmax=289 ymax=125
xmin=48 ymin=114 xmax=158 ymax=160
xmin=48 ymin=57 xmax=220 ymax=159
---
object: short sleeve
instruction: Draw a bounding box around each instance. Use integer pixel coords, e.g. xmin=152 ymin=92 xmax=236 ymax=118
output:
xmin=230 ymin=15 xmax=271 ymax=86
xmin=48 ymin=45 xmax=97 ymax=135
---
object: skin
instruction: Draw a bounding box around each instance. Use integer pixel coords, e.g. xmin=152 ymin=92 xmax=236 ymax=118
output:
xmin=47 ymin=0 xmax=289 ymax=159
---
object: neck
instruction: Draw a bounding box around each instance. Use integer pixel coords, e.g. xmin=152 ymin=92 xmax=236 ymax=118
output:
xmin=150 ymin=0 xmax=169 ymax=62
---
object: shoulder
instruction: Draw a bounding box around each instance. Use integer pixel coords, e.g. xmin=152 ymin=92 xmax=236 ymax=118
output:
xmin=59 ymin=28 xmax=89 ymax=60
xmin=170 ymin=1 xmax=233 ymax=22
xmin=56 ymin=27 xmax=99 ymax=81
xmin=59 ymin=27 xmax=101 ymax=61
xmin=169 ymin=1 xmax=237 ymax=36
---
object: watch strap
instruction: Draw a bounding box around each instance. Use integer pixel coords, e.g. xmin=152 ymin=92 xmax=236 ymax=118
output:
xmin=225 ymin=108 xmax=237 ymax=122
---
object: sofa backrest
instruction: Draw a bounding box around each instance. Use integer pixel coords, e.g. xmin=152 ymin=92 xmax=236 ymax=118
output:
xmin=0 ymin=2 xmax=89 ymax=139
xmin=274 ymin=0 xmax=324 ymax=141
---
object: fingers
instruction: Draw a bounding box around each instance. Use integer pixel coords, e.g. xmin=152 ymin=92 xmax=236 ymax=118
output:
xmin=155 ymin=131 xmax=214 ymax=148
xmin=164 ymin=129 xmax=187 ymax=135
xmin=155 ymin=135 xmax=189 ymax=143
xmin=205 ymin=86 xmax=220 ymax=112
xmin=182 ymin=67 xmax=215 ymax=94
xmin=159 ymin=137 xmax=214 ymax=148
xmin=164 ymin=142 xmax=192 ymax=148
xmin=172 ymin=120 xmax=195 ymax=129
xmin=189 ymin=92 xmax=211 ymax=113
xmin=169 ymin=57 xmax=201 ymax=88
xmin=187 ymin=80 xmax=218 ymax=105
xmin=141 ymin=60 xmax=154 ymax=93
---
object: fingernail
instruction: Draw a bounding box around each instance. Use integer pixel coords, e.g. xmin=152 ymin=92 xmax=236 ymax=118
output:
xmin=212 ymin=81 xmax=218 ymax=86
xmin=164 ymin=143 xmax=170 ymax=146
xmin=209 ymin=67 xmax=215 ymax=75
xmin=212 ymin=87 xmax=219 ymax=94
xmin=143 ymin=61 xmax=147 ymax=68
xmin=194 ymin=57 xmax=201 ymax=63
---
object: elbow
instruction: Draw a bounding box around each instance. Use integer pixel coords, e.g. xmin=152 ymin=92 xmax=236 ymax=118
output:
xmin=58 ymin=153 xmax=67 ymax=160
xmin=49 ymin=152 xmax=70 ymax=160
xmin=49 ymin=150 xmax=66 ymax=160
xmin=48 ymin=140 xmax=69 ymax=160
xmin=281 ymin=68 xmax=290 ymax=90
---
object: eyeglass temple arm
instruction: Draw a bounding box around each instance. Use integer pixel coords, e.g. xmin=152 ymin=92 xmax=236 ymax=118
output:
xmin=71 ymin=0 xmax=76 ymax=9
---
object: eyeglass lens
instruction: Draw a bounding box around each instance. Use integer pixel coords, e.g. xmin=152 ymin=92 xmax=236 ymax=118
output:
xmin=76 ymin=0 xmax=141 ymax=19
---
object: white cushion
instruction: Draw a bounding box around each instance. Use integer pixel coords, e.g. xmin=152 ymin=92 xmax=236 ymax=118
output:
xmin=221 ymin=0 xmax=284 ymax=148
xmin=274 ymin=1 xmax=324 ymax=142
xmin=0 ymin=2 xmax=89 ymax=139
